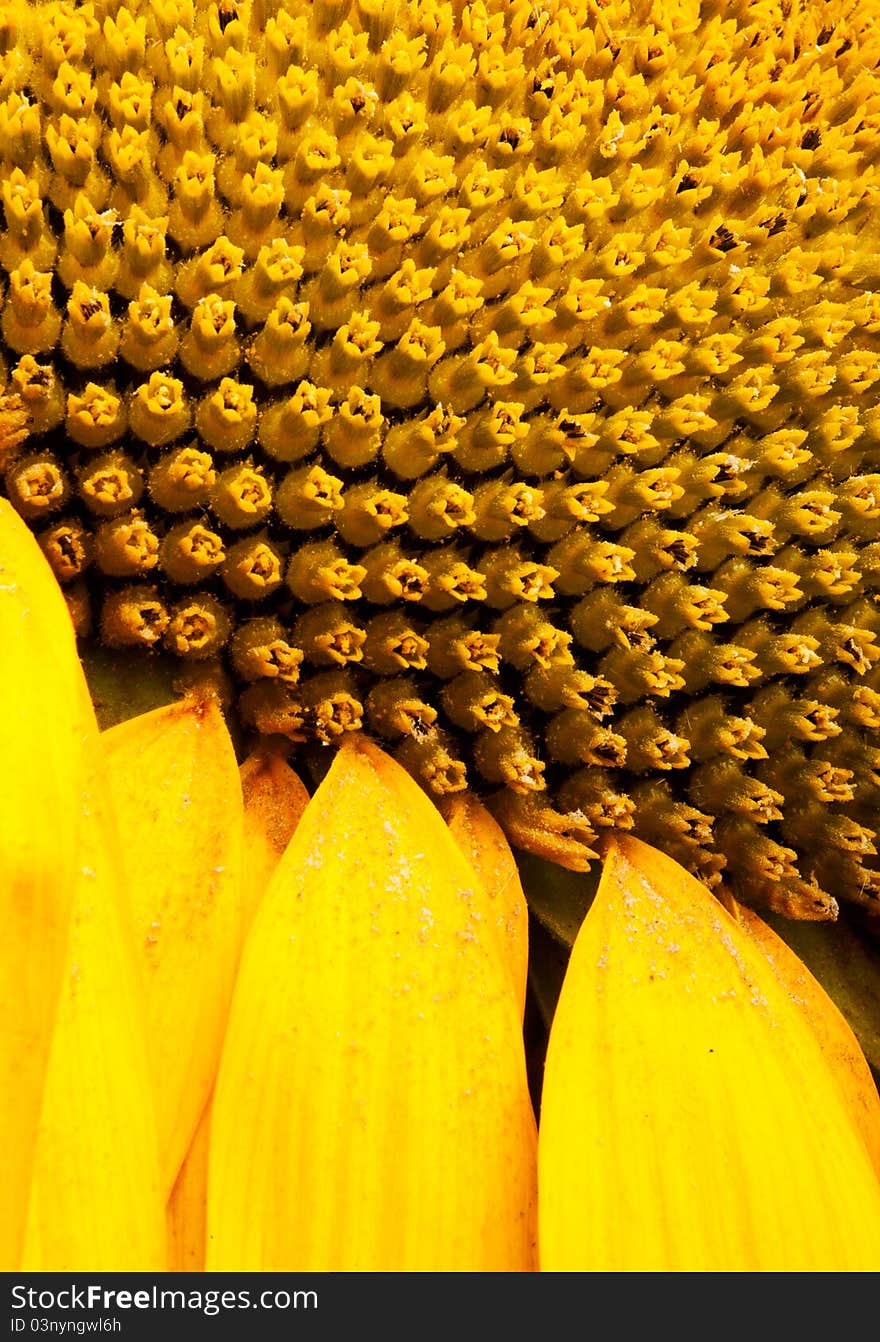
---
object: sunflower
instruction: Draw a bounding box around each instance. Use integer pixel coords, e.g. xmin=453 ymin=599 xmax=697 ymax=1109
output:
xmin=2 ymin=0 xmax=880 ymax=1273
xmin=4 ymin=496 xmax=880 ymax=1271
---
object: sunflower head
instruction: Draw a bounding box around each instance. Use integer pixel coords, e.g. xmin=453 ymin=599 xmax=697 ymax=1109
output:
xmin=3 ymin=0 xmax=880 ymax=919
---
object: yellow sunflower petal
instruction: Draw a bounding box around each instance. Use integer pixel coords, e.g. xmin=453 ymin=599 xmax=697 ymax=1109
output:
xmin=167 ymin=748 xmax=308 ymax=1269
xmin=207 ymin=736 xmax=537 ymax=1271
xmin=539 ymin=834 xmax=880 ymax=1271
xmin=167 ymin=1099 xmax=210 ymax=1273
xmin=0 ymin=499 xmax=99 ymax=1265
xmin=735 ymin=901 xmax=880 ymax=1179
xmin=102 ymin=696 xmax=243 ymax=1195
xmin=239 ymin=747 xmax=310 ymax=931
xmin=21 ymin=767 xmax=164 ymax=1271
xmin=442 ymin=792 xmax=529 ymax=1019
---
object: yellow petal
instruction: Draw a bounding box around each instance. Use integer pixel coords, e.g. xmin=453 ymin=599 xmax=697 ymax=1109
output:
xmin=167 ymin=1099 xmax=210 ymax=1273
xmin=539 ymin=834 xmax=880 ymax=1271
xmin=239 ymin=747 xmax=310 ymax=931
xmin=442 ymin=792 xmax=529 ymax=1019
xmin=735 ymin=901 xmax=880 ymax=1179
xmin=208 ymin=736 xmax=537 ymax=1270
xmin=21 ymin=765 xmax=165 ymax=1270
xmin=102 ymin=696 xmax=243 ymax=1194
xmin=757 ymin=911 xmax=880 ymax=1082
xmin=167 ymin=750 xmax=308 ymax=1268
xmin=0 ymin=499 xmax=98 ymax=1265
